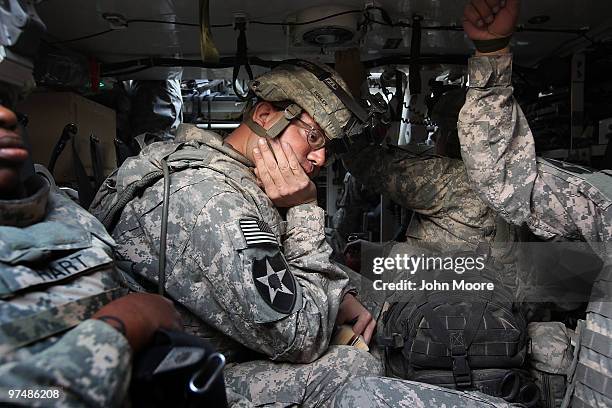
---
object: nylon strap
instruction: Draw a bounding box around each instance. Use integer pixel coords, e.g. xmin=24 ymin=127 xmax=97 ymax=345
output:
xmin=101 ymin=170 xmax=164 ymax=230
xmin=283 ymin=59 xmax=369 ymax=123
xmin=90 ymin=134 xmax=105 ymax=189
xmin=0 ymin=287 xmax=125 ymax=355
xmin=568 ymin=395 xmax=592 ymax=408
xmin=72 ymin=135 xmax=96 ymax=208
xmin=587 ymin=301 xmax=612 ymax=319
xmin=574 ymin=362 xmax=612 ymax=399
xmin=581 ymin=328 xmax=612 ymax=359
xmin=243 ymin=103 xmax=302 ymax=139
xmin=473 ymin=36 xmax=512 ymax=53
xmin=102 ymin=140 xmax=236 ymax=232
xmin=419 ymin=299 xmax=488 ymax=388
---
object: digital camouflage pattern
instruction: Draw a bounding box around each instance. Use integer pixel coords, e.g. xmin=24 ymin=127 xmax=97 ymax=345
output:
xmin=90 ymin=125 xmax=375 ymax=403
xmin=458 ymin=54 xmax=612 ymax=408
xmin=227 ymin=389 xmax=256 ymax=408
xmin=0 ymin=320 xmax=130 ymax=407
xmin=342 ymin=143 xmax=500 ymax=248
xmin=0 ymin=168 xmax=130 ymax=408
xmin=457 ymin=54 xmax=612 ymax=245
xmin=331 ymin=376 xmax=517 ymax=408
xmin=528 ymin=322 xmax=573 ymax=375
xmin=528 ymin=322 xmax=573 ymax=408
xmin=225 ymin=345 xmax=381 ymax=406
xmin=249 ymin=60 xmax=352 ymax=140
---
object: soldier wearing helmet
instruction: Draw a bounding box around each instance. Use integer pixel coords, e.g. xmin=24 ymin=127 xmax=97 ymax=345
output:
xmin=90 ymin=60 xmax=381 ymax=405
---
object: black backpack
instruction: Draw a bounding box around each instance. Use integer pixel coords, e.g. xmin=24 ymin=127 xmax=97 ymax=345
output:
xmin=378 ymin=271 xmax=530 ymax=401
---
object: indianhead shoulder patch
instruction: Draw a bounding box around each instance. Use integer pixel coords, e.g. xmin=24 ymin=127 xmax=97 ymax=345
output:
xmin=252 ymin=254 xmax=297 ymax=314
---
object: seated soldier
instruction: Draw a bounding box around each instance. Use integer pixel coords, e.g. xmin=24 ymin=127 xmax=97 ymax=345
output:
xmin=0 ymin=93 xmax=182 ymax=407
xmin=340 ymin=68 xmax=515 ymax=252
xmin=90 ymin=61 xmax=381 ymax=405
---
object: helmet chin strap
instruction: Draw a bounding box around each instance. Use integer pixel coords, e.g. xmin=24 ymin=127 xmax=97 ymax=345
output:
xmin=244 ymin=103 xmax=303 ymax=139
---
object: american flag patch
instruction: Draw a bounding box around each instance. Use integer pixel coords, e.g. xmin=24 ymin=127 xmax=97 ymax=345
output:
xmin=239 ymin=218 xmax=279 ymax=247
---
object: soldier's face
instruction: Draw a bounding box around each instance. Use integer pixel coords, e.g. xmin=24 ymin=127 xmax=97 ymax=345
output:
xmin=0 ymin=103 xmax=28 ymax=194
xmin=277 ymin=112 xmax=327 ymax=178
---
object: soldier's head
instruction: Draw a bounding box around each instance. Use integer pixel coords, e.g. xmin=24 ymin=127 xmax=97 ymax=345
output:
xmin=235 ymin=60 xmax=356 ymax=178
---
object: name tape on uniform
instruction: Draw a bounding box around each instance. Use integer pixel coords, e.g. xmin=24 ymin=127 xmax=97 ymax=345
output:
xmin=239 ymin=218 xmax=278 ymax=247
xmin=1 ymin=246 xmax=113 ymax=295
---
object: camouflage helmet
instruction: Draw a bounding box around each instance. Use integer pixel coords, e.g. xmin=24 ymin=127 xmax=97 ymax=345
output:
xmin=247 ymin=60 xmax=354 ymax=141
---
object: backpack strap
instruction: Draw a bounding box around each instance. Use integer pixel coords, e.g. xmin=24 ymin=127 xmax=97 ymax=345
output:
xmin=419 ymin=297 xmax=488 ymax=388
xmin=101 ymin=141 xmax=222 ymax=231
xmin=101 ymin=170 xmax=164 ymax=231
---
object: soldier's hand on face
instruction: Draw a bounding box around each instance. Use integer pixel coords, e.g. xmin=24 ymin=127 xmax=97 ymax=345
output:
xmin=336 ymin=294 xmax=376 ymax=344
xmin=463 ymin=0 xmax=520 ymax=41
xmin=93 ymin=293 xmax=182 ymax=352
xmin=253 ymin=137 xmax=318 ymax=207
xmin=0 ymin=105 xmax=28 ymax=197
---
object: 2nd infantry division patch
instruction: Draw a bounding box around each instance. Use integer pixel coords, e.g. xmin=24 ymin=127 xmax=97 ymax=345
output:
xmin=239 ymin=218 xmax=278 ymax=247
xmin=252 ymin=254 xmax=297 ymax=314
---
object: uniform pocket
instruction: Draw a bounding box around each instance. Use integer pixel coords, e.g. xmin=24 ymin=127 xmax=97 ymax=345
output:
xmin=0 ymin=222 xmax=91 ymax=264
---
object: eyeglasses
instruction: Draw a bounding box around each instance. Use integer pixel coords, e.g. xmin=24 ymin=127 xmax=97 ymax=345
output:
xmin=292 ymin=117 xmax=328 ymax=151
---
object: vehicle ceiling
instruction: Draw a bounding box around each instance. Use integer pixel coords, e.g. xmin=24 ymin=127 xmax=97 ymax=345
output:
xmin=37 ymin=0 xmax=612 ymax=80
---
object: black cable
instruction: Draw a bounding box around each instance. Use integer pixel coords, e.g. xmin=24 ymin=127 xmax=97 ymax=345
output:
xmin=101 ymin=54 xmax=469 ymax=76
xmin=51 ymin=28 xmax=114 ymax=44
xmin=127 ymin=18 xmax=232 ymax=28
xmin=126 ymin=18 xmax=196 ymax=27
xmin=49 ymin=19 xmax=232 ymax=44
xmin=159 ymin=159 xmax=171 ymax=297
xmin=251 ymin=10 xmax=362 ymax=26
xmin=102 ymin=57 xmax=236 ymax=76
xmin=103 ymin=65 xmax=153 ymax=77
xmin=50 ymin=9 xmax=590 ymax=45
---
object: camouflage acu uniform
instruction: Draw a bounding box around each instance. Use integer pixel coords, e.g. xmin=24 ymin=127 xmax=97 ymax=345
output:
xmin=90 ymin=125 xmax=380 ymax=406
xmin=331 ymin=376 xmax=517 ymax=407
xmin=527 ymin=322 xmax=574 ymax=408
xmin=458 ymin=54 xmax=612 ymax=408
xmin=341 ymin=142 xmax=524 ymax=311
xmin=0 ymin=166 xmax=130 ymax=407
xmin=342 ymin=143 xmax=502 ymax=248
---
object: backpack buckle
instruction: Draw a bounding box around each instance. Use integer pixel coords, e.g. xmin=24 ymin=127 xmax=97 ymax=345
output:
xmin=451 ymin=353 xmax=472 ymax=388
xmin=378 ymin=333 xmax=404 ymax=349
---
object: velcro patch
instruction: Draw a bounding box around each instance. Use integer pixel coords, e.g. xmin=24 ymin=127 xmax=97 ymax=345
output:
xmin=252 ymin=254 xmax=297 ymax=314
xmin=239 ymin=218 xmax=278 ymax=247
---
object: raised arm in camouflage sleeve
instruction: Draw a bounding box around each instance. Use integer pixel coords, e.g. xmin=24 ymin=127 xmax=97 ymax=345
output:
xmin=458 ymin=54 xmax=612 ymax=243
xmin=342 ymin=144 xmax=496 ymax=245
xmin=0 ymin=319 xmax=131 ymax=408
xmin=458 ymin=55 xmax=612 ymax=407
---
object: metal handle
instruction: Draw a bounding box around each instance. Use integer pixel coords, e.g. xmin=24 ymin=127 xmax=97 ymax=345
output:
xmin=188 ymin=352 xmax=226 ymax=395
